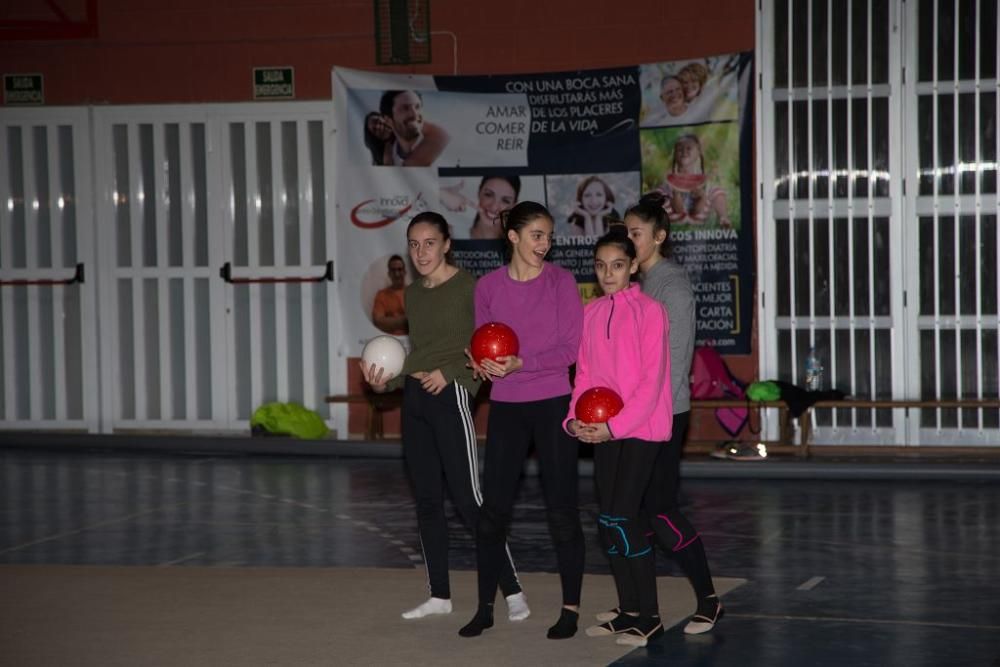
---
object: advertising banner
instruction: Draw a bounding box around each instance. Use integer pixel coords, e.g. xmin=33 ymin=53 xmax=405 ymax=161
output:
xmin=333 ymin=52 xmax=753 ymax=352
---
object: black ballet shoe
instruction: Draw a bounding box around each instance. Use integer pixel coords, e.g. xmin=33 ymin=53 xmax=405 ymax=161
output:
xmin=458 ymin=604 xmax=494 ymax=638
xmin=684 ymin=596 xmax=724 ymax=635
xmin=546 ymin=607 xmax=579 ymax=639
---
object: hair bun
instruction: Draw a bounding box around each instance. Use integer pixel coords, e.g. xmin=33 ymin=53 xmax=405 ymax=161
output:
xmin=638 ymin=191 xmax=667 ymax=207
xmin=606 ymin=223 xmax=629 ymax=240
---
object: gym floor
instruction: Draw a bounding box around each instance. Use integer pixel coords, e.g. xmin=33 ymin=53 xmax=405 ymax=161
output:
xmin=1 ymin=446 xmax=999 ymax=666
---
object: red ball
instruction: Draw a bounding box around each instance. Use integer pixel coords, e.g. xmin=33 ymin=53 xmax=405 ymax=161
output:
xmin=470 ymin=322 xmax=520 ymax=365
xmin=575 ymin=386 xmax=624 ymax=424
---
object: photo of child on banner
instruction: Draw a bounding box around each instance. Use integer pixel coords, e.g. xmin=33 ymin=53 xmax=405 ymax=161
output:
xmin=640 ymin=124 xmax=739 ymax=230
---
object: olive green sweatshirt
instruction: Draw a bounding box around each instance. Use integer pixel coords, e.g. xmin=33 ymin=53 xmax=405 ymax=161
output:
xmin=386 ymin=268 xmax=481 ymax=396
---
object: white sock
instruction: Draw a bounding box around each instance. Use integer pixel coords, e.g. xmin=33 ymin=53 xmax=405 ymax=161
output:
xmin=505 ymin=591 xmax=531 ymax=621
xmin=401 ymin=597 xmax=452 ymax=619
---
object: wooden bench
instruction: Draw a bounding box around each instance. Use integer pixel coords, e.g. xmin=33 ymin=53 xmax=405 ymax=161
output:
xmin=689 ymin=399 xmax=800 ymax=456
xmin=327 ymin=392 xmax=1000 ymax=453
xmin=693 ymin=398 xmax=1000 ymax=456
xmin=325 ymin=391 xmax=403 ymax=440
xmin=799 ymin=399 xmax=1000 ymax=453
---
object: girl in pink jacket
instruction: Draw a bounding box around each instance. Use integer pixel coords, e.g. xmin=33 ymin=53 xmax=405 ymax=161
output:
xmin=565 ymin=226 xmax=673 ymax=648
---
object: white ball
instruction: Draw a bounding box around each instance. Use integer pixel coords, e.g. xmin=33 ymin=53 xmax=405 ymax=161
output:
xmin=361 ymin=335 xmax=406 ymax=378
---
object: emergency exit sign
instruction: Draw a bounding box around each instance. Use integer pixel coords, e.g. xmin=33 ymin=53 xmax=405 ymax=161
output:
xmin=253 ymin=67 xmax=294 ymax=100
xmin=4 ymin=74 xmax=44 ymax=105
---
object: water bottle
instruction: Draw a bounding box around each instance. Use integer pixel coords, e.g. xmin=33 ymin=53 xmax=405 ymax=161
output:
xmin=804 ymin=347 xmax=823 ymax=391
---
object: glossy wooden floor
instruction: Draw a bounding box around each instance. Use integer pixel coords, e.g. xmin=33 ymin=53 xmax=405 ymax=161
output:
xmin=2 ymin=448 xmax=998 ymax=666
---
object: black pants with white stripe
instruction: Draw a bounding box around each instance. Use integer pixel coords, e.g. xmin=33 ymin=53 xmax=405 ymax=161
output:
xmin=402 ymin=377 xmax=521 ymax=600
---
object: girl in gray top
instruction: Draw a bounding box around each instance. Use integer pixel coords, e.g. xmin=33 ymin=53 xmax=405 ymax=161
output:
xmin=588 ymin=193 xmax=723 ymax=635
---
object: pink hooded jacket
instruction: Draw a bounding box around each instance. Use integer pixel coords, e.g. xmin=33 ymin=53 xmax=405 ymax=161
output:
xmin=564 ymin=284 xmax=674 ymax=442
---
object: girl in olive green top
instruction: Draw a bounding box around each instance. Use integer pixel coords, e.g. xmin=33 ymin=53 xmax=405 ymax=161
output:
xmin=361 ymin=211 xmax=529 ymax=624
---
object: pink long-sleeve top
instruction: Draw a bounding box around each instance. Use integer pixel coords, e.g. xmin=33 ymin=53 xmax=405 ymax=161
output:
xmin=564 ymin=283 xmax=674 ymax=442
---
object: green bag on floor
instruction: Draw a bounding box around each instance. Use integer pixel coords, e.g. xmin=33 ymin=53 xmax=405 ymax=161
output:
xmin=251 ymin=402 xmax=329 ymax=440
xmin=746 ymin=380 xmax=781 ymax=402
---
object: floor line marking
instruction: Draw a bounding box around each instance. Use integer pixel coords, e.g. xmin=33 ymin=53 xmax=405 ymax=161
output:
xmin=158 ymin=551 xmax=206 ymax=567
xmin=796 ymin=576 xmax=825 ymax=590
xmin=0 ymin=506 xmax=177 ymax=555
xmin=727 ymin=612 xmax=1000 ymax=631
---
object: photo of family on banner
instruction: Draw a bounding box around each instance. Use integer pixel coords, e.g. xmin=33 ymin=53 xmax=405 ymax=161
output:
xmin=332 ymin=52 xmax=754 ymax=354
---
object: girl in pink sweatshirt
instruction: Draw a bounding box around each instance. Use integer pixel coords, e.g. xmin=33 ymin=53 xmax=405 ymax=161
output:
xmin=565 ymin=225 xmax=673 ymax=648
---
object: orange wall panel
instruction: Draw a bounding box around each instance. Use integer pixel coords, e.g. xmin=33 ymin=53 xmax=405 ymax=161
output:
xmin=2 ymin=0 xmax=753 ymax=104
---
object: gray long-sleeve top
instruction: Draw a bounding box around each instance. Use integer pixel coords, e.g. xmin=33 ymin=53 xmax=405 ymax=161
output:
xmin=639 ymin=257 xmax=695 ymax=414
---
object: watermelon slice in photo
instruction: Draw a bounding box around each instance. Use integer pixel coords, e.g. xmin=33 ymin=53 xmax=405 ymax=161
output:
xmin=666 ymin=173 xmax=706 ymax=192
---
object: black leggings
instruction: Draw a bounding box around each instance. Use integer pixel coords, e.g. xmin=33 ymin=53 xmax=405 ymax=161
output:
xmin=607 ymin=411 xmax=714 ymax=613
xmin=476 ymin=395 xmax=585 ymax=606
xmin=643 ymin=412 xmax=700 ymax=551
xmin=594 ymin=438 xmax=662 ymax=618
xmin=402 ymin=377 xmax=521 ymax=600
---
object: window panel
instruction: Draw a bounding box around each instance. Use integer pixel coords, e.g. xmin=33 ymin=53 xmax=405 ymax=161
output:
xmin=831 ymin=0 xmax=848 ymax=85
xmin=255 ymin=122 xmax=274 ymax=268
xmin=139 ymin=124 xmax=156 ymax=268
xmin=776 ymin=220 xmax=791 ymax=316
xmin=833 ymin=217 xmax=852 ymax=316
xmin=794 ymin=218 xmax=812 ymax=315
xmin=872 ymin=98 xmax=890 ymax=197
xmin=112 ymin=124 xmax=132 ymax=268
xmin=981 ymin=0 xmax=998 ymax=78
xmin=775 ymin=103 xmax=790 ymax=199
xmin=794 ymin=100 xmax=810 ymax=199
xmin=978 ymin=93 xmax=997 ymax=194
xmin=851 ymin=0 xmax=871 ymax=85
xmin=812 ymin=99 xmax=830 ymax=199
xmin=982 ymin=331 xmax=1000 ymax=428
xmin=811 ymin=0 xmax=829 ymax=86
xmin=832 ymin=99 xmax=849 ymax=197
xmin=936 ymin=0 xmax=957 ymax=81
xmin=308 ymin=121 xmax=327 ymax=266
xmin=32 ymin=126 xmax=52 ymax=269
xmin=774 ymin=0 xmax=790 ymax=88
xmin=917 ymin=0 xmax=934 ymax=81
xmin=813 ymin=217 xmax=831 ymax=317
xmin=871 ymin=0 xmax=890 ymax=83
xmin=192 ymin=124 xmax=208 ymax=267
xmin=7 ymin=127 xmax=26 ymax=269
xmin=852 ymin=216 xmax=872 ymax=315
xmin=937 ymin=94 xmax=956 ymax=195
xmin=958 ymin=216 xmax=978 ymax=315
xmin=57 ymin=125 xmax=78 ymax=267
xmin=982 ymin=216 xmax=998 ymax=315
xmin=165 ymin=124 xmax=183 ymax=268
xmin=792 ymin=0 xmax=810 ymax=87
xmin=851 ymin=98 xmax=870 ymax=197
xmin=957 ymin=0 xmax=978 ymax=81
xmin=230 ymin=123 xmax=248 ymax=267
xmin=281 ymin=121 xmax=300 ymax=267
